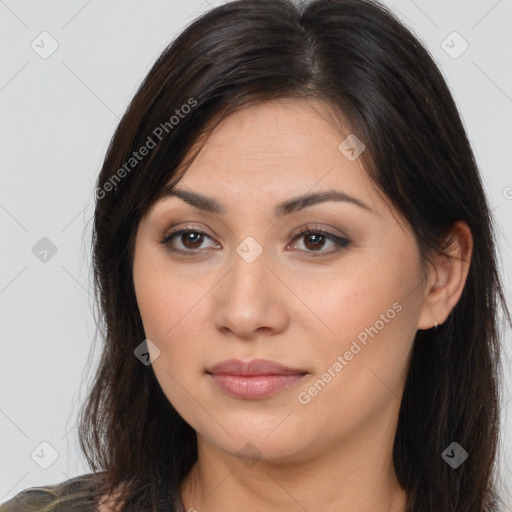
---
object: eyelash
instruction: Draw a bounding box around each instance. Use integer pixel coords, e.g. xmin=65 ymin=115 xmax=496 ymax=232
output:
xmin=159 ymin=224 xmax=350 ymax=256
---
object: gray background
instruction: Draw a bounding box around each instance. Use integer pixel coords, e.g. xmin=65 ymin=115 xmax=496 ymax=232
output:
xmin=1 ymin=0 xmax=511 ymax=506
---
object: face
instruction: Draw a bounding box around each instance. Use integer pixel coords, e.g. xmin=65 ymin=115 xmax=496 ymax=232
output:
xmin=132 ymin=99 xmax=429 ymax=465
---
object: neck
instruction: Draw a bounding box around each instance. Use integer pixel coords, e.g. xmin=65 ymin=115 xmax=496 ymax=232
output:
xmin=180 ymin=417 xmax=407 ymax=512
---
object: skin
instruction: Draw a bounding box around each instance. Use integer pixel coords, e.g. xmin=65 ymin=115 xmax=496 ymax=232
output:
xmin=124 ymin=98 xmax=472 ymax=512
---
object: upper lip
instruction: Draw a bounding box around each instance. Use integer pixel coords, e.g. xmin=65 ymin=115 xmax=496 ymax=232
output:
xmin=206 ymin=359 xmax=307 ymax=376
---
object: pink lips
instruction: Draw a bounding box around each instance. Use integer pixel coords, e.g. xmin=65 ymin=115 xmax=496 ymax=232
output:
xmin=206 ymin=359 xmax=307 ymax=400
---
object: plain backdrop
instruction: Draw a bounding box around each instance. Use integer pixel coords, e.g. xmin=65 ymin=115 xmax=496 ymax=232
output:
xmin=1 ymin=0 xmax=511 ymax=506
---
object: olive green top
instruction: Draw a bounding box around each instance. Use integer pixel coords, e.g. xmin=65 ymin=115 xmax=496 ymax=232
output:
xmin=0 ymin=473 xmax=185 ymax=512
xmin=0 ymin=473 xmax=104 ymax=512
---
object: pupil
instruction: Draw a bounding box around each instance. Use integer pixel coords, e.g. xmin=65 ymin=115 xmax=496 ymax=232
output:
xmin=184 ymin=232 xmax=202 ymax=248
xmin=306 ymin=233 xmax=324 ymax=250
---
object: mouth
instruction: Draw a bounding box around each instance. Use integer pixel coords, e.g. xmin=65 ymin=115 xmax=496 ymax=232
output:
xmin=205 ymin=359 xmax=308 ymax=400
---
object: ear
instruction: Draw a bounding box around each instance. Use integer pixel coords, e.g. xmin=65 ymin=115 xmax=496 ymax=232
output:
xmin=417 ymin=221 xmax=473 ymax=330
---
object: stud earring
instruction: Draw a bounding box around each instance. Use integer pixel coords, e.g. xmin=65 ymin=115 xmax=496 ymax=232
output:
xmin=434 ymin=321 xmax=439 ymax=329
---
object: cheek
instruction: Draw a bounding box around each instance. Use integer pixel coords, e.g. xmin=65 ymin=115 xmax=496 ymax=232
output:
xmin=133 ymin=241 xmax=194 ymax=340
xmin=133 ymin=260 xmax=169 ymax=341
xmin=133 ymin=250 xmax=209 ymax=423
xmin=295 ymin=248 xmax=422 ymax=397
xmin=296 ymin=260 xmax=415 ymax=346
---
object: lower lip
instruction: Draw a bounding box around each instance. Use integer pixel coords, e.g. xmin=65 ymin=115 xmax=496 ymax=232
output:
xmin=208 ymin=373 xmax=305 ymax=399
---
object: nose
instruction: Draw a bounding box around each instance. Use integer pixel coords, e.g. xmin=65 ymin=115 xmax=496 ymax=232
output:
xmin=212 ymin=248 xmax=290 ymax=340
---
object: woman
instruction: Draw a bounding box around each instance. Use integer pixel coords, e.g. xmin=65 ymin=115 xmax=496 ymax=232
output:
xmin=1 ymin=0 xmax=508 ymax=510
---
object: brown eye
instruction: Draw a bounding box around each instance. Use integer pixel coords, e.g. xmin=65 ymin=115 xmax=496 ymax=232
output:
xmin=289 ymin=228 xmax=350 ymax=255
xmin=180 ymin=231 xmax=205 ymax=249
xmin=303 ymin=232 xmax=327 ymax=251
xmin=161 ymin=228 xmax=219 ymax=253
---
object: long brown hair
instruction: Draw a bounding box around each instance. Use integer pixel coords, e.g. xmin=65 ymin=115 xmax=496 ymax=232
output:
xmin=78 ymin=1 xmax=510 ymax=510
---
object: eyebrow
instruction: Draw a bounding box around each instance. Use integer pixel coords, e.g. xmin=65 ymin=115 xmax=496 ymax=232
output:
xmin=159 ymin=185 xmax=373 ymax=217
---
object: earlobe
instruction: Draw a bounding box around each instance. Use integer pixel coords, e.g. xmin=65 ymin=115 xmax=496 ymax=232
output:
xmin=417 ymin=221 xmax=473 ymax=331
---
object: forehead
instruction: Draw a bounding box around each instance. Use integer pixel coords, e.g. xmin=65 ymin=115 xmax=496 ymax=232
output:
xmin=188 ymin=99 xmax=350 ymax=168
xmin=172 ymin=99 xmax=379 ymax=205
xmin=143 ymin=98 xmax=399 ymax=229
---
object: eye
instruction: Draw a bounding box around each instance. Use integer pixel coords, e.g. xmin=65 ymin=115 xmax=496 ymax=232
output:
xmin=288 ymin=226 xmax=350 ymax=255
xmin=160 ymin=225 xmax=220 ymax=253
xmin=159 ymin=225 xmax=350 ymax=256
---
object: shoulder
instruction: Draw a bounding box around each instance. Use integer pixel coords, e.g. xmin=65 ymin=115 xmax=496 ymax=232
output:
xmin=0 ymin=472 xmax=109 ymax=512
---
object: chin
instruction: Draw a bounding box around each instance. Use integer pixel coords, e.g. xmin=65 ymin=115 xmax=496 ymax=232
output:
xmin=194 ymin=412 xmax=316 ymax=464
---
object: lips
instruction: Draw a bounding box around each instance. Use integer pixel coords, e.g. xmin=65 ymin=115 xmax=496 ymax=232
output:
xmin=206 ymin=359 xmax=308 ymax=399
xmin=206 ymin=358 xmax=307 ymax=376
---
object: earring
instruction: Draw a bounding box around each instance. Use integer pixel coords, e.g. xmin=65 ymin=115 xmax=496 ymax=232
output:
xmin=434 ymin=321 xmax=439 ymax=329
